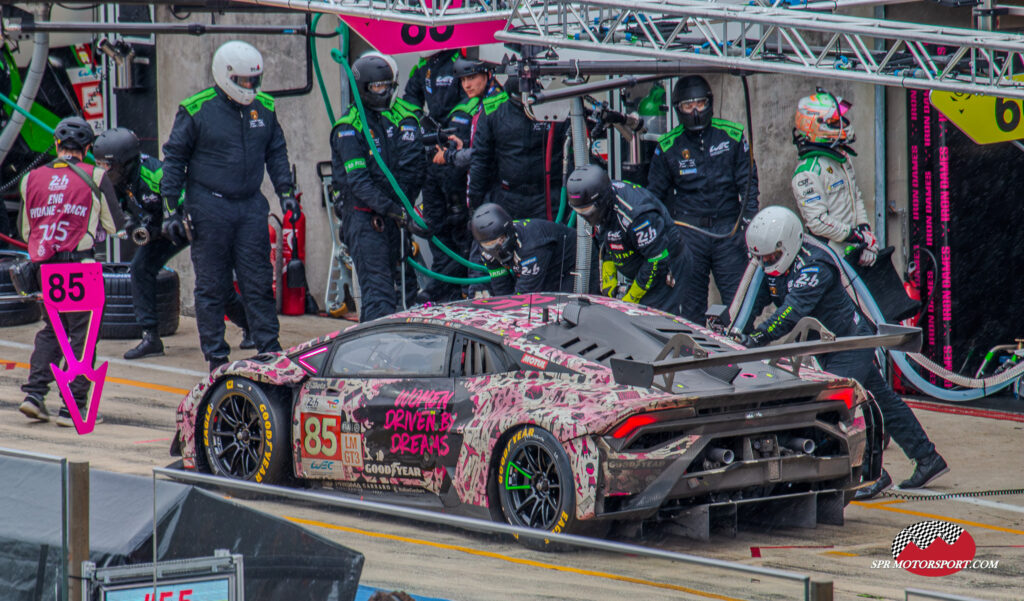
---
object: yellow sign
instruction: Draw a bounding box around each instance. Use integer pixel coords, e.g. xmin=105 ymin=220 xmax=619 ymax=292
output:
xmin=930 ymin=76 xmax=1024 ymax=144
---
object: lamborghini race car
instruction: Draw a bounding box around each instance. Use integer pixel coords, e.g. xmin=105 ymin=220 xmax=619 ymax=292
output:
xmin=172 ymin=294 xmax=911 ymax=540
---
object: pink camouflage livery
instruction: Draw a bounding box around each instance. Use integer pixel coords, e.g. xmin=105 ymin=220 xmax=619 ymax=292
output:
xmin=173 ymin=293 xmax=888 ymax=541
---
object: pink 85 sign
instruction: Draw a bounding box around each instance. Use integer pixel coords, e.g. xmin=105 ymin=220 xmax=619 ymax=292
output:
xmin=41 ymin=262 xmax=107 ymax=435
xmin=339 ymin=0 xmax=504 ymax=55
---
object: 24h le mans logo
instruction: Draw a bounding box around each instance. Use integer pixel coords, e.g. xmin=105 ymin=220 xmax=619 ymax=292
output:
xmin=890 ymin=520 xmax=976 ymax=577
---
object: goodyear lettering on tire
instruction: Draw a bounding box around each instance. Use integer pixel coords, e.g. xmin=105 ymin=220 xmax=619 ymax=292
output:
xmin=203 ymin=404 xmax=213 ymax=450
xmin=552 ymin=510 xmax=569 ymax=533
xmin=255 ymin=402 xmax=274 ymax=483
xmin=499 ymin=427 xmax=539 ymax=499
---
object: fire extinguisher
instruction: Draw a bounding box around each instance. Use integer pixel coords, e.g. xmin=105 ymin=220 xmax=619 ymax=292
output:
xmin=268 ymin=212 xmax=307 ymax=316
xmin=269 ymin=209 xmax=306 ymax=316
xmin=901 ymin=261 xmax=923 ymax=328
xmin=894 ymin=261 xmax=924 ymax=395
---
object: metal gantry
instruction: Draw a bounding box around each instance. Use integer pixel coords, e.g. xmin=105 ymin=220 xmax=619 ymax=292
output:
xmin=496 ymin=0 xmax=1024 ymax=98
xmin=11 ymin=0 xmax=1024 ymax=97
xmin=230 ymin=0 xmax=514 ymax=26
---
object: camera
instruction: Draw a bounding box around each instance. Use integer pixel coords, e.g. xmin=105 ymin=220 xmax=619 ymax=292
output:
xmin=127 ymin=213 xmax=160 ymax=246
xmin=420 ymin=127 xmax=458 ymax=150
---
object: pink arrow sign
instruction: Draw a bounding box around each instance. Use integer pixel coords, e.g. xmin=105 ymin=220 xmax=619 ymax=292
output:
xmin=41 ymin=262 xmax=107 ymax=435
xmin=340 ymin=1 xmax=505 ymax=55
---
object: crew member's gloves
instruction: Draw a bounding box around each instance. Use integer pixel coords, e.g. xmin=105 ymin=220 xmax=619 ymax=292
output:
xmin=280 ymin=192 xmax=301 ymax=224
xmin=731 ymin=330 xmax=767 ymax=348
xmin=162 ymin=209 xmax=190 ymax=246
xmin=118 ymin=217 xmax=137 ymax=240
xmin=333 ymin=198 xmax=345 ymax=220
xmin=846 ymin=224 xmax=878 ymax=267
xmin=603 ymin=284 xmax=628 ymax=299
xmin=407 ymin=218 xmax=433 ymax=238
xmin=473 ymin=289 xmax=491 ymax=299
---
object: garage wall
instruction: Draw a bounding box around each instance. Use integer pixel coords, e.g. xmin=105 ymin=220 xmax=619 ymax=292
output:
xmin=150 ymin=6 xmax=980 ymax=315
xmin=154 ymin=8 xmax=422 ymax=316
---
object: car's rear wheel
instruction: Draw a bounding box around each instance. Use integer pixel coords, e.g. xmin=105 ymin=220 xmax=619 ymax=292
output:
xmin=202 ymin=378 xmax=289 ymax=484
xmin=497 ymin=426 xmax=581 ymax=546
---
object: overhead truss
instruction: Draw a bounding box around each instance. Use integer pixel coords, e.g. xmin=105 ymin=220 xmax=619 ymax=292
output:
xmin=496 ymin=0 xmax=1024 ymax=98
xmin=12 ymin=0 xmax=1024 ymax=97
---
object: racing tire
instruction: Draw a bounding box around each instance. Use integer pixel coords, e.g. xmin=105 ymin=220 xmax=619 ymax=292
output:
xmin=497 ymin=426 xmax=587 ymax=550
xmin=201 ymin=378 xmax=289 ymax=484
xmin=0 ymin=253 xmax=41 ymax=327
xmin=99 ymin=264 xmax=180 ymax=339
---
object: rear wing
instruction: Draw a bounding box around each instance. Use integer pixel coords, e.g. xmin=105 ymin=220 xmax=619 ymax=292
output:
xmin=610 ymin=323 xmax=921 ymax=389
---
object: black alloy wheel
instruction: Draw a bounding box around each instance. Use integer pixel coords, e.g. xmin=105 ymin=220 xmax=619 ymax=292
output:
xmin=202 ymin=378 xmax=288 ymax=484
xmin=497 ymin=426 xmax=579 ymax=538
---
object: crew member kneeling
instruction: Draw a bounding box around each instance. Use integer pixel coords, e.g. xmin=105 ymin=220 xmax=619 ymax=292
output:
xmin=471 ymin=203 xmax=578 ymax=296
xmin=738 ymin=206 xmax=948 ymax=497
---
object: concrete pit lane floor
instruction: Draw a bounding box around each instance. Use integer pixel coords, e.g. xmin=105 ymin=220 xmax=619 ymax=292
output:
xmin=1 ymin=315 xmax=1022 ymax=601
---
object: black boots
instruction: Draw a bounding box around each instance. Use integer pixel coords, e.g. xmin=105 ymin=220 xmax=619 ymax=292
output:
xmin=124 ymin=330 xmax=165 ymax=360
xmin=899 ymin=453 xmax=950 ymax=489
xmin=209 ymin=356 xmax=229 ymax=372
xmin=239 ymin=329 xmax=256 ymax=350
xmin=854 ymin=469 xmax=892 ymax=500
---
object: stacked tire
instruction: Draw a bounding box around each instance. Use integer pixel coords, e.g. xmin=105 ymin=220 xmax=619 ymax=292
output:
xmin=0 ymin=251 xmax=42 ymax=327
xmin=100 ymin=263 xmax=180 ymax=339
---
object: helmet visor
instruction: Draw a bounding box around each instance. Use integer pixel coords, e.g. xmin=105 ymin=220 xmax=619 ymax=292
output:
xmin=755 ymin=248 xmax=784 ymax=267
xmin=676 ymin=97 xmax=709 ymax=113
xmin=479 ymin=234 xmax=508 ymax=252
xmin=368 ymin=80 xmax=394 ymax=94
xmin=230 ymin=74 xmax=262 ymax=90
xmin=571 ymin=203 xmax=598 ymax=218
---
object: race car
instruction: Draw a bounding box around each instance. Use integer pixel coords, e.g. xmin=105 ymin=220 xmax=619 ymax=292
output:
xmin=172 ymin=293 xmax=912 ymax=541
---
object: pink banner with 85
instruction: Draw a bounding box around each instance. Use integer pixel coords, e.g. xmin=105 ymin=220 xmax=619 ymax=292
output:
xmin=41 ymin=262 xmax=107 ymax=435
xmin=339 ymin=0 xmax=504 ymax=55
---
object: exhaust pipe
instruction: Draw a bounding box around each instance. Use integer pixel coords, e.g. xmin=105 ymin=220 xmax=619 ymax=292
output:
xmin=783 ymin=437 xmax=816 ymax=454
xmin=707 ymin=447 xmax=734 ymax=465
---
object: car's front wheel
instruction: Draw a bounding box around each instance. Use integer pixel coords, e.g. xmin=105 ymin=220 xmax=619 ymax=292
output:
xmin=201 ymin=378 xmax=289 ymax=484
xmin=497 ymin=426 xmax=582 ymax=546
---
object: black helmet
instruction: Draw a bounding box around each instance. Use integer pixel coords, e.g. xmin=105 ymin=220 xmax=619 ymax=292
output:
xmin=566 ymin=164 xmax=614 ymax=226
xmin=93 ymin=127 xmax=141 ymax=187
xmin=672 ymin=75 xmax=713 ymax=132
xmin=453 ymin=57 xmax=493 ymax=79
xmin=471 ymin=203 xmax=516 ymax=264
xmin=352 ymin=52 xmax=398 ymax=111
xmin=54 ymin=116 xmax=95 ymax=151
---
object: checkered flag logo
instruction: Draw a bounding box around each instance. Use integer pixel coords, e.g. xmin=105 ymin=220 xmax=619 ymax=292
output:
xmin=891 ymin=520 xmax=965 ymax=559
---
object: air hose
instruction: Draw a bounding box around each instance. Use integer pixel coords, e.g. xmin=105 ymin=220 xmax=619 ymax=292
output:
xmin=310 ymin=13 xmax=339 ymax=124
xmin=807 ymin=237 xmax=1024 ymax=400
xmin=327 ymin=47 xmax=490 ymax=284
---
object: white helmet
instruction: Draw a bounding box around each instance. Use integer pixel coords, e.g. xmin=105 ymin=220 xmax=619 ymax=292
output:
xmin=745 ymin=206 xmax=804 ymax=277
xmin=212 ymin=41 xmax=263 ymax=106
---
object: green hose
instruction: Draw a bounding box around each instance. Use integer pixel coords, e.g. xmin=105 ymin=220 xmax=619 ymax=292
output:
xmin=554 ymin=185 xmax=568 ymax=224
xmin=329 ymin=48 xmax=489 ymax=283
xmin=407 ymin=253 xmax=488 ymax=285
xmin=310 ymin=14 xmax=337 ymax=124
xmin=0 ymin=89 xmax=93 ymax=162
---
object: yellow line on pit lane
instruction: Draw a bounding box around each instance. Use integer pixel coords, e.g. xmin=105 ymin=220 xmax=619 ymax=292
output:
xmin=285 ymin=515 xmax=747 ymax=601
xmin=1 ymin=358 xmax=189 ymax=395
xmin=851 ymin=500 xmax=1024 ymax=536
